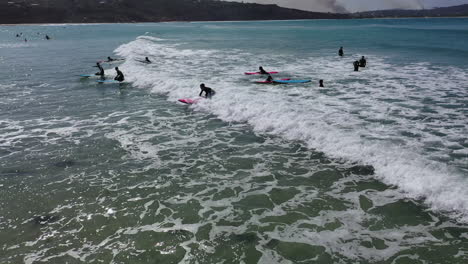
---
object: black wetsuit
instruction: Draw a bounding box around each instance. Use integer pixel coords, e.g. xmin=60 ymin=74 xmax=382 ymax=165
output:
xmin=95 ymin=65 xmax=104 ymax=76
xmin=259 ymin=67 xmax=268 ymax=74
xmin=319 ymin=80 xmax=324 ymax=87
xmin=266 ymin=75 xmax=273 ymax=82
xmin=353 ymin=61 xmax=360 ymax=72
xmin=115 ymin=70 xmax=125 ymax=82
xmin=339 ymin=48 xmax=344 ymax=57
xmin=359 ymin=57 xmax=367 ymax=67
xmin=145 ymin=58 xmax=151 ymax=63
xmin=199 ymin=86 xmax=214 ymax=98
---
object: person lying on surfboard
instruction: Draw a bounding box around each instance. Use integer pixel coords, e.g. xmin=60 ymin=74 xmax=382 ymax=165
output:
xmin=94 ymin=62 xmax=104 ymax=76
xmin=265 ymin=74 xmax=273 ymax=83
xmin=114 ymin=67 xmax=125 ymax=82
xmin=259 ymin=66 xmax=268 ymax=74
xmin=107 ymin=56 xmax=116 ymax=62
xmin=199 ymin=83 xmax=215 ymax=98
xmin=145 ymin=57 xmax=151 ymax=63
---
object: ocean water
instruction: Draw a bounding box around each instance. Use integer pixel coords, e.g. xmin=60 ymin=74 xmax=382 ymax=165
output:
xmin=0 ymin=18 xmax=467 ymax=263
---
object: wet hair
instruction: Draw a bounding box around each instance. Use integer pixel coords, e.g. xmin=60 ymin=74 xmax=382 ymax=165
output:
xmin=115 ymin=67 xmax=119 ymax=70
xmin=200 ymin=83 xmax=205 ymax=87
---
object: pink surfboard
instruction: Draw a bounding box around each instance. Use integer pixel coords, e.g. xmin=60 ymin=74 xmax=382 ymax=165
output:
xmin=244 ymin=71 xmax=279 ymax=75
xmin=178 ymin=98 xmax=201 ymax=104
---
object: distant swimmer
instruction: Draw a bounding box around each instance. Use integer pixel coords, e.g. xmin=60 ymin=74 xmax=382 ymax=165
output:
xmin=107 ymin=56 xmax=115 ymax=62
xmin=319 ymin=79 xmax=324 ymax=87
xmin=94 ymin=62 xmax=104 ymax=76
xmin=24 ymin=38 xmax=27 ymax=42
xmin=339 ymin=47 xmax=344 ymax=57
xmin=145 ymin=57 xmax=151 ymax=63
xmin=266 ymin=74 xmax=273 ymax=82
xmin=359 ymin=56 xmax=367 ymax=67
xmin=45 ymin=35 xmax=50 ymax=40
xmin=353 ymin=60 xmax=360 ymax=72
xmin=199 ymin=83 xmax=215 ymax=98
xmin=114 ymin=67 xmax=125 ymax=82
xmin=16 ymin=34 xmax=19 ymax=37
xmin=259 ymin=66 xmax=268 ymax=74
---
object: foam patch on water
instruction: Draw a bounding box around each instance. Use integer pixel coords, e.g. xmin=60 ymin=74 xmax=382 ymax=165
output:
xmin=114 ymin=36 xmax=468 ymax=222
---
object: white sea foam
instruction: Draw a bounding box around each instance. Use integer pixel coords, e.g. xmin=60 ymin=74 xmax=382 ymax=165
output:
xmin=114 ymin=36 xmax=468 ymax=222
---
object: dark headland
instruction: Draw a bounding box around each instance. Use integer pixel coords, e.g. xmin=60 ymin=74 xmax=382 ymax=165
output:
xmin=0 ymin=0 xmax=348 ymax=24
xmin=1 ymin=1 xmax=468 ymax=24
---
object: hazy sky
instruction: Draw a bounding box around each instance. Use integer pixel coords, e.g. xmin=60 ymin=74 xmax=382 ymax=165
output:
xmin=225 ymin=0 xmax=468 ymax=12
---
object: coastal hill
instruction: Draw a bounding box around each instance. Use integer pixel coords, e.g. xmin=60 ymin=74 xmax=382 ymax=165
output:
xmin=353 ymin=4 xmax=468 ymax=18
xmin=0 ymin=0 xmax=348 ymax=24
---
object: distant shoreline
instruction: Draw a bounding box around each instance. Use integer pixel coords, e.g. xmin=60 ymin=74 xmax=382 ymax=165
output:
xmin=1 ymin=16 xmax=467 ymax=26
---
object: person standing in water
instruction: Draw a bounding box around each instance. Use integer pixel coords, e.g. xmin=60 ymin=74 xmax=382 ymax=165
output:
xmin=94 ymin=62 xmax=104 ymax=76
xmin=319 ymin=80 xmax=324 ymax=87
xmin=45 ymin=35 xmax=50 ymax=40
xmin=339 ymin=47 xmax=344 ymax=57
xmin=114 ymin=67 xmax=125 ymax=82
xmin=199 ymin=83 xmax=215 ymax=98
xmin=359 ymin=56 xmax=367 ymax=67
xmin=353 ymin=60 xmax=360 ymax=71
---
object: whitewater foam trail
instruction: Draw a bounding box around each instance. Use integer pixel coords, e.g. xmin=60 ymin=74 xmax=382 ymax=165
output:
xmin=114 ymin=36 xmax=468 ymax=222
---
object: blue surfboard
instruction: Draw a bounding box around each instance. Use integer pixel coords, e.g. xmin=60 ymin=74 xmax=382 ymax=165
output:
xmin=96 ymin=80 xmax=124 ymax=84
xmin=273 ymin=80 xmax=311 ymax=84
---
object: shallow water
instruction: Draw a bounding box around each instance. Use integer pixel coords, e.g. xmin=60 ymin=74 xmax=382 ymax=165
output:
xmin=0 ymin=19 xmax=467 ymax=263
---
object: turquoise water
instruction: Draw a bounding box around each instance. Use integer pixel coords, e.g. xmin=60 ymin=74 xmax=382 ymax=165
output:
xmin=1 ymin=19 xmax=468 ymax=263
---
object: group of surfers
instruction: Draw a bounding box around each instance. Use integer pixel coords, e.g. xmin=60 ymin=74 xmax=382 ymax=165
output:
xmin=92 ymin=46 xmax=365 ymax=99
xmin=339 ymin=46 xmax=367 ymax=71
xmin=260 ymin=47 xmax=367 ymax=87
xmin=15 ymin=32 xmax=51 ymax=42
xmin=94 ymin=56 xmax=152 ymax=82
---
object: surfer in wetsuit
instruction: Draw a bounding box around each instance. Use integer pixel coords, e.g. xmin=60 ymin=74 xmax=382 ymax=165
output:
xmin=259 ymin=66 xmax=268 ymax=74
xmin=339 ymin=47 xmax=344 ymax=57
xmin=114 ymin=67 xmax=124 ymax=82
xmin=359 ymin=56 xmax=366 ymax=67
xmin=45 ymin=35 xmax=50 ymax=40
xmin=94 ymin=62 xmax=104 ymax=76
xmin=319 ymin=79 xmax=324 ymax=87
xmin=353 ymin=60 xmax=360 ymax=72
xmin=266 ymin=74 xmax=273 ymax=83
xmin=145 ymin=57 xmax=151 ymax=63
xmin=107 ymin=56 xmax=115 ymax=62
xmin=199 ymin=83 xmax=214 ymax=98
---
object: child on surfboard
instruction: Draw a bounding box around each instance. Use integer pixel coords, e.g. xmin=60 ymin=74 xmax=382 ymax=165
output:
xmin=259 ymin=66 xmax=268 ymax=74
xmin=114 ymin=67 xmax=125 ymax=82
xmin=94 ymin=62 xmax=104 ymax=76
xmin=199 ymin=83 xmax=215 ymax=98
